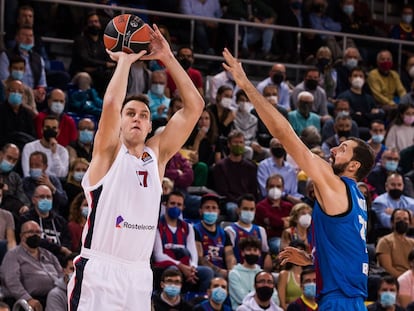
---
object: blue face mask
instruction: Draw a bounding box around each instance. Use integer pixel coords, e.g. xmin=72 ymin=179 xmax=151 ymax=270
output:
xmin=81 ymin=206 xmax=89 ymax=218
xmin=163 ymin=284 xmax=181 ymax=298
xmin=151 ymin=83 xmax=165 ymax=96
xmin=385 ymin=160 xmax=398 ymax=172
xmin=30 ymin=168 xmax=43 ymax=179
xmin=79 ymin=130 xmax=94 ymax=144
xmin=38 ymin=199 xmax=53 ymax=213
xmin=371 ymin=134 xmax=384 ymax=144
xmin=211 ymin=287 xmax=227 ymax=304
xmin=303 ymin=282 xmax=316 ymax=298
xmin=240 ymin=210 xmax=255 ymax=224
xmin=11 ymin=70 xmax=24 ymax=81
xmin=0 ymin=159 xmax=15 ymax=173
xmin=19 ymin=43 xmax=33 ymax=51
xmin=343 ymin=4 xmax=354 ymax=15
xmin=167 ymin=206 xmax=181 ymax=220
xmin=380 ymin=291 xmax=396 ymax=307
xmin=203 ymin=212 xmax=218 ymax=225
xmin=8 ymin=92 xmax=23 ymax=106
xmin=73 ymin=171 xmax=85 ymax=182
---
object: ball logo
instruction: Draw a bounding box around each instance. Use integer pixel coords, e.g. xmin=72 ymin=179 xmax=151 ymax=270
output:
xmin=115 ymin=215 xmax=124 ymax=228
xmin=130 ymin=17 xmax=140 ymax=28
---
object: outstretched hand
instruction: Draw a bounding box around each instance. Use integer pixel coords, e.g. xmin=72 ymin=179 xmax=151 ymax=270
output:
xmin=141 ymin=24 xmax=172 ymax=62
xmin=222 ymin=48 xmax=249 ymax=89
xmin=278 ymin=246 xmax=313 ymax=266
xmin=106 ymin=48 xmax=147 ymax=64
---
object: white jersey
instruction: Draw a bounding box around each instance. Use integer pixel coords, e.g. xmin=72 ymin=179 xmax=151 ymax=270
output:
xmin=80 ymin=144 xmax=162 ymax=262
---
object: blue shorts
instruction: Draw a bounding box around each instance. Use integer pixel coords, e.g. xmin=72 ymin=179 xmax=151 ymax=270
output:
xmin=318 ymin=296 xmax=367 ymax=311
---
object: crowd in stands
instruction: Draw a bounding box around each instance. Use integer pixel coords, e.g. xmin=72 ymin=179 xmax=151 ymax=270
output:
xmin=0 ymin=0 xmax=414 ymax=310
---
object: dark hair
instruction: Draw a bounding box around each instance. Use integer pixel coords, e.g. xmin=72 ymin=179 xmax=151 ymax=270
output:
xmin=254 ymin=271 xmax=274 ymax=285
xmin=284 ymin=240 xmax=307 ymax=270
xmin=177 ymin=46 xmax=193 ymax=57
xmin=370 ymin=119 xmax=385 ymax=128
xmin=378 ymin=275 xmax=399 ymax=293
xmin=235 ymin=89 xmax=248 ymax=102
xmin=238 ymin=236 xmax=261 ymax=251
xmin=348 ymin=137 xmax=375 ymax=181
xmin=121 ymin=94 xmax=150 ymax=114
xmin=237 ymin=193 xmax=256 ymax=207
xmin=300 ymin=266 xmax=316 ymax=284
xmin=216 ymin=85 xmax=233 ymax=98
xmin=43 ymin=114 xmax=59 ymax=126
xmin=227 ymin=129 xmax=245 ymax=143
xmin=68 ymin=192 xmax=86 ymax=224
xmin=29 ymin=151 xmax=48 ymax=165
xmin=391 ymin=103 xmax=414 ymax=126
xmin=60 ymin=252 xmax=78 ymax=268
xmin=161 ymin=267 xmax=183 ymax=282
xmin=266 ymin=174 xmax=285 ymax=188
xmin=202 ymin=108 xmax=219 ymax=145
xmin=304 ymin=67 xmax=320 ymax=77
xmin=166 ymin=190 xmax=185 ymax=203
xmin=9 ymin=55 xmax=26 ymax=66
xmin=391 ymin=208 xmax=412 ymax=224
xmin=349 ymin=67 xmax=366 ymax=77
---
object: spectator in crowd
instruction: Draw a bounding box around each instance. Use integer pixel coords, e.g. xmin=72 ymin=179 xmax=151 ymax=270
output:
xmin=45 ymin=253 xmax=76 ymax=311
xmin=0 ymin=143 xmax=31 ymax=218
xmin=194 ymin=194 xmax=236 ymax=278
xmin=193 ymin=277 xmax=231 ymax=311
xmin=208 ymin=69 xmax=238 ymax=103
xmin=321 ymin=113 xmax=354 ymax=159
xmin=280 ymin=203 xmax=312 ymax=252
xmin=367 ymin=275 xmax=405 ymax=311
xmin=397 ymin=249 xmax=414 ymax=309
xmin=67 ymin=192 xmax=87 ymax=253
xmin=208 ymin=85 xmax=236 ymax=139
xmin=127 ymin=60 xmax=152 ymax=96
xmin=385 ymin=102 xmax=414 ymax=152
xmin=367 ymin=50 xmax=406 ymax=108
xmin=63 ymin=157 xmax=89 ymax=210
xmin=366 ymin=120 xmax=387 ymax=165
xmin=237 ymin=271 xmax=283 ymax=311
xmin=212 ymin=130 xmax=258 ymax=221
xmin=286 ymin=267 xmax=318 ymax=311
xmin=68 ymin=71 xmax=103 ymax=117
xmin=335 ymin=47 xmax=361 ymax=95
xmin=372 ymin=173 xmax=414 ymax=231
xmin=34 ymin=88 xmax=77 ymax=147
xmin=401 ymin=79 xmax=414 ymax=106
xmin=390 ymin=5 xmax=414 ymax=65
xmin=152 ymin=267 xmax=193 ymax=311
xmin=22 ymin=115 xmax=69 ymax=179
xmin=164 ymin=151 xmax=194 ymax=193
xmin=147 ymin=70 xmax=170 ymax=130
xmin=288 ymin=91 xmax=321 ymax=136
xmin=22 ymin=151 xmax=68 ymax=216
xmin=0 ymin=184 xmax=16 ymax=263
xmin=69 ymin=11 xmax=115 ymax=97
xmin=66 ymin=117 xmax=95 ymax=164
xmin=400 ymin=55 xmax=414 ymax=92
xmin=256 ymin=63 xmax=291 ymax=111
xmin=1 ymin=220 xmax=63 ymax=311
xmin=400 ymin=145 xmax=414 ymax=175
xmin=255 ymin=174 xmax=294 ymax=255
xmin=314 ymin=46 xmax=337 ymax=99
xmin=376 ymin=208 xmax=414 ymax=278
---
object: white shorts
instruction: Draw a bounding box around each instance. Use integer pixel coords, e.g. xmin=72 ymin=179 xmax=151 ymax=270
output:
xmin=68 ymin=248 xmax=153 ymax=311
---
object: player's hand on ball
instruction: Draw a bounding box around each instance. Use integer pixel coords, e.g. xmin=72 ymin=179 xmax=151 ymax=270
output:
xmin=141 ymin=24 xmax=172 ymax=62
xmin=106 ymin=48 xmax=147 ymax=63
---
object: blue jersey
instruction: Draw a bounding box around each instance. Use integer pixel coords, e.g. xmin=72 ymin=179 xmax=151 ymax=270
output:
xmin=311 ymin=176 xmax=368 ymax=300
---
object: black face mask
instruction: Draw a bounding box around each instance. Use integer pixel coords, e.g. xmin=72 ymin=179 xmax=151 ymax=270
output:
xmin=305 ymin=79 xmax=318 ymax=91
xmin=271 ymin=147 xmax=286 ymax=158
xmin=179 ymin=58 xmax=192 ymax=71
xmin=244 ymin=254 xmax=259 ymax=265
xmin=389 ymin=189 xmax=403 ymax=200
xmin=255 ymin=286 xmax=274 ymax=301
xmin=317 ymin=58 xmax=330 ymax=71
xmin=272 ymin=73 xmax=284 ymax=85
xmin=395 ymin=220 xmax=409 ymax=234
xmin=337 ymin=130 xmax=351 ymax=138
xmin=87 ymin=25 xmax=101 ymax=36
xmin=43 ymin=128 xmax=58 ymax=142
xmin=26 ymin=234 xmax=41 ymax=248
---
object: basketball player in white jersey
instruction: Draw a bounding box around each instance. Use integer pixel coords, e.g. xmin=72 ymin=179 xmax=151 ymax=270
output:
xmin=67 ymin=25 xmax=204 ymax=310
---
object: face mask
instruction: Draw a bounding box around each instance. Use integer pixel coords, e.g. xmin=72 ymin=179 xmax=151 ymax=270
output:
xmin=298 ymin=214 xmax=312 ymax=228
xmin=81 ymin=206 xmax=89 ymax=218
xmin=11 ymin=70 xmax=24 ymax=81
xmin=317 ymin=58 xmax=330 ymax=70
xmin=87 ymin=25 xmax=100 ymax=36
xmin=403 ymin=115 xmax=414 ymax=125
xmin=230 ymin=145 xmax=245 ymax=156
xmin=371 ymin=134 xmax=384 ymax=144
xmin=255 ymin=286 xmax=274 ymax=301
xmin=25 ymin=234 xmax=41 ymax=248
xmin=272 ymin=73 xmax=284 ymax=85
xmin=19 ymin=43 xmax=33 ymax=51
xmin=305 ymin=79 xmax=318 ymax=91
xmin=378 ymin=61 xmax=393 ymax=72
xmin=220 ymin=97 xmax=233 ymax=109
xmin=238 ymin=101 xmax=250 ymax=113
xmin=0 ymin=159 xmax=15 ymax=173
xmin=244 ymin=254 xmax=259 ymax=265
xmin=266 ymin=96 xmax=278 ymax=105
xmin=240 ymin=210 xmax=255 ymax=224
xmin=409 ymin=66 xmax=414 ymax=79
xmin=43 ymin=128 xmax=58 ymax=141
xmin=290 ymin=1 xmax=302 ymax=10
xmin=298 ymin=102 xmax=311 ymax=117
xmin=38 ymin=198 xmax=53 ymax=213
xmin=167 ymin=206 xmax=181 ymax=220
xmin=389 ymin=189 xmax=403 ymax=200
xmin=179 ymin=58 xmax=192 ymax=71
xmin=67 ymin=272 xmax=74 ymax=281
xmin=384 ymin=160 xmax=398 ymax=172
xmin=268 ymin=187 xmax=282 ymax=200
xmin=351 ymin=77 xmax=364 ymax=89
xmin=50 ymin=102 xmax=65 ymax=115
xmin=203 ymin=212 xmax=218 ymax=225
xmin=380 ymin=291 xmax=396 ymax=307
xmin=79 ymin=130 xmax=94 ymax=144
xmin=395 ymin=220 xmax=409 ymax=234
xmin=73 ymin=171 xmax=85 ymax=182
xmin=337 ymin=130 xmax=351 ymax=138
xmin=345 ymin=58 xmax=358 ymax=69
xmin=8 ymin=92 xmax=23 ymax=106
xmin=343 ymin=4 xmax=354 ymax=15
xmin=211 ymin=287 xmax=227 ymax=304
xmin=164 ymin=284 xmax=181 ymax=298
xmin=151 ymin=83 xmax=165 ymax=96
xmin=271 ymin=146 xmax=286 ymax=158
xmin=303 ymin=282 xmax=316 ymax=298
xmin=30 ymin=168 xmax=43 ymax=179
xmin=402 ymin=14 xmax=413 ymax=24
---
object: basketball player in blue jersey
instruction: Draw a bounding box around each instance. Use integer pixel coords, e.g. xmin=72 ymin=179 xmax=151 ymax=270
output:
xmin=67 ymin=25 xmax=204 ymax=310
xmin=222 ymin=48 xmax=375 ymax=311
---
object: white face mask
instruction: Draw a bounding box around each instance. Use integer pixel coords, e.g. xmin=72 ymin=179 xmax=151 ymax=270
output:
xmin=351 ymin=77 xmax=364 ymax=89
xmin=266 ymin=95 xmax=278 ymax=105
xmin=220 ymin=97 xmax=233 ymax=109
xmin=298 ymin=214 xmax=312 ymax=228
xmin=50 ymin=101 xmax=65 ymax=115
xmin=268 ymin=187 xmax=282 ymax=200
xmin=238 ymin=101 xmax=250 ymax=113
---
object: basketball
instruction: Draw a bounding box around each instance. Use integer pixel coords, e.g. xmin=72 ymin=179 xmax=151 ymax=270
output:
xmin=104 ymin=14 xmax=151 ymax=54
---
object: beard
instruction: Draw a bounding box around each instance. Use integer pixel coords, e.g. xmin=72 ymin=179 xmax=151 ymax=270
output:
xmin=332 ymin=160 xmax=350 ymax=176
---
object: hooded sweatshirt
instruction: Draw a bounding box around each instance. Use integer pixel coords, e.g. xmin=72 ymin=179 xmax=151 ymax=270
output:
xmin=236 ymin=291 xmax=283 ymax=311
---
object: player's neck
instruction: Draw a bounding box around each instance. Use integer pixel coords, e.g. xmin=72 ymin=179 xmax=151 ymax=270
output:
xmin=123 ymin=141 xmax=145 ymax=158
